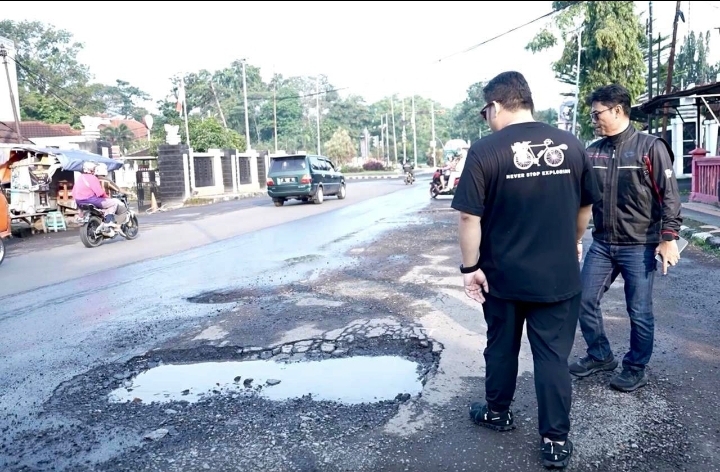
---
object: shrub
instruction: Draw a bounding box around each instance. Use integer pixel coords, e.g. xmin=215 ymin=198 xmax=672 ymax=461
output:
xmin=362 ymin=159 xmax=385 ymax=171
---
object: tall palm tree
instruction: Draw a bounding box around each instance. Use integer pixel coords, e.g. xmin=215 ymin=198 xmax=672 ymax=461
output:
xmin=101 ymin=124 xmax=134 ymax=154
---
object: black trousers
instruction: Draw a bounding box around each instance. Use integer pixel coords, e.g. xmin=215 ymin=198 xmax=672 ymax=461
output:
xmin=483 ymin=292 xmax=580 ymax=442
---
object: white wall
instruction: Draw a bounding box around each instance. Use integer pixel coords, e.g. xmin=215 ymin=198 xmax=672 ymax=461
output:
xmin=0 ymin=36 xmax=21 ymax=123
xmin=31 ymin=136 xmax=87 ymax=149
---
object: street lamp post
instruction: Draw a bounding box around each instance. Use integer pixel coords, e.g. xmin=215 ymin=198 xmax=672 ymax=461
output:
xmin=241 ymin=59 xmax=251 ymax=151
xmin=0 ymin=44 xmax=23 ymax=143
xmin=572 ymin=28 xmax=583 ymax=137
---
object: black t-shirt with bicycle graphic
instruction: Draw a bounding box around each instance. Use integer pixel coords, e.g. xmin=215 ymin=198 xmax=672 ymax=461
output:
xmin=451 ymin=121 xmax=601 ymax=303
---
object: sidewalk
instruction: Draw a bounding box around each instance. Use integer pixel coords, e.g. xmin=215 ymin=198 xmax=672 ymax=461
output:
xmin=680 ymin=201 xmax=720 ymax=249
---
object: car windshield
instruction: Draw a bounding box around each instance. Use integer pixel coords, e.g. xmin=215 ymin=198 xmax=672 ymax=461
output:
xmin=270 ymin=157 xmax=306 ymax=173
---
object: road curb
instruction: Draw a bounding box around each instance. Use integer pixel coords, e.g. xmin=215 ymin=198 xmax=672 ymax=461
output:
xmin=345 ymin=175 xmax=403 ymax=180
xmin=679 ymin=224 xmax=720 ymax=249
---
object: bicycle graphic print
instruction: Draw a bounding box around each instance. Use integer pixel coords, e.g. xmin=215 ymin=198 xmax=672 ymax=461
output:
xmin=510 ymin=139 xmax=568 ymax=171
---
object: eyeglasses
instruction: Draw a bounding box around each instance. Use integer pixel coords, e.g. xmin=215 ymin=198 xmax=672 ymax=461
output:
xmin=590 ymin=107 xmax=613 ymax=121
xmin=480 ymin=103 xmax=493 ymax=121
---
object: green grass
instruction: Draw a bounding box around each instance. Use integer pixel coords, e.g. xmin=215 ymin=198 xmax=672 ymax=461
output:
xmin=694 ymin=239 xmax=720 ymax=258
xmin=681 ymin=217 xmax=720 ymax=258
xmin=183 ymin=197 xmax=214 ymax=206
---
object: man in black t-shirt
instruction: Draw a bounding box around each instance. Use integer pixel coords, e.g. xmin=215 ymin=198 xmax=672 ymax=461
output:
xmin=451 ymin=71 xmax=601 ymax=470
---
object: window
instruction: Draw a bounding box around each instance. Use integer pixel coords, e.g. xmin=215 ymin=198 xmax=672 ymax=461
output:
xmin=323 ymin=159 xmax=336 ymax=171
xmin=270 ymin=156 xmax=307 ymax=173
xmin=310 ymin=157 xmax=330 ymax=171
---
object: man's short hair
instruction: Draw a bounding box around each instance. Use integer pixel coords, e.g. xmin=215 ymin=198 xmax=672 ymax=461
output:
xmin=483 ymin=71 xmax=535 ymax=114
xmin=585 ymin=84 xmax=632 ymax=116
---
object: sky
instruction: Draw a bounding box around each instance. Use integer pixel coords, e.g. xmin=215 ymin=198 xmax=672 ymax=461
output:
xmin=3 ymin=1 xmax=720 ymax=115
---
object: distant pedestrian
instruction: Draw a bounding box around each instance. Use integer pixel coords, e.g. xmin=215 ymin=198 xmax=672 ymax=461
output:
xmin=451 ymin=71 xmax=601 ymax=469
xmin=569 ymin=84 xmax=682 ymax=392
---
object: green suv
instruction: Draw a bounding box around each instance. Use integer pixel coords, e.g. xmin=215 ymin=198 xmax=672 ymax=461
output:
xmin=266 ymin=153 xmax=347 ymax=206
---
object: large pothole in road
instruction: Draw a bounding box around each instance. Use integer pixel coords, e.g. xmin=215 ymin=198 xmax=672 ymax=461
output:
xmin=109 ymin=355 xmax=423 ymax=405
xmin=19 ymin=323 xmax=441 ymax=471
xmin=50 ymin=321 xmax=441 ymax=411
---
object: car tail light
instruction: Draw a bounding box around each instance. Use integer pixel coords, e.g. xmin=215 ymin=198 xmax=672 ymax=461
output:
xmin=266 ymin=179 xmax=274 ymax=186
xmin=454 ymin=178 xmax=460 ymax=187
xmin=300 ymin=174 xmax=312 ymax=184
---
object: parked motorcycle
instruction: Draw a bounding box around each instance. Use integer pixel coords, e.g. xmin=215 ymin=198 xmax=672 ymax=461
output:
xmin=403 ymin=163 xmax=415 ymax=185
xmin=430 ymin=169 xmax=460 ymax=198
xmin=79 ymin=193 xmax=139 ymax=248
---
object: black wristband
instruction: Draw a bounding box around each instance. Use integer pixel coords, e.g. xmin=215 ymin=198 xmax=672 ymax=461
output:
xmin=661 ymin=231 xmax=679 ymax=242
xmin=460 ymin=261 xmax=480 ymax=274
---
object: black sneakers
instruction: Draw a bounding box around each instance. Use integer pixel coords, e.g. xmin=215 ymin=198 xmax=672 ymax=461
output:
xmin=469 ymin=402 xmax=515 ymax=432
xmin=541 ymin=439 xmax=574 ymax=469
xmin=569 ymin=355 xmax=619 ymax=378
xmin=470 ymin=403 xmax=574 ymax=469
xmin=610 ymin=368 xmax=648 ymax=392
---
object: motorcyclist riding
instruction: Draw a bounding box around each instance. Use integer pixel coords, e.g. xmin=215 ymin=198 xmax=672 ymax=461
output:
xmin=403 ymin=161 xmax=415 ymax=181
xmin=439 ymin=153 xmax=460 ymax=191
xmin=72 ymin=162 xmax=127 ymax=228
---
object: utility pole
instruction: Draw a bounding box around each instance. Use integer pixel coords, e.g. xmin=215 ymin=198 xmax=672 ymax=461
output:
xmin=411 ymin=95 xmax=418 ymax=167
xmin=661 ymin=0 xmax=683 ymax=141
xmin=241 ymin=60 xmax=251 ymax=151
xmin=647 ymin=1 xmax=654 ymax=133
xmin=315 ymin=75 xmax=321 ymax=155
xmin=401 ymin=99 xmax=407 ymax=164
xmin=572 ymin=28 xmax=583 ymax=137
xmin=209 ymin=80 xmax=227 ymax=128
xmin=385 ymin=113 xmax=390 ymax=164
xmin=656 ymin=32 xmax=661 ymax=97
xmin=273 ymin=81 xmax=278 ymax=152
xmin=390 ymin=97 xmax=398 ymax=165
xmin=0 ymin=45 xmax=23 ymax=143
xmin=430 ymin=101 xmax=437 ymax=168
xmin=380 ymin=115 xmax=385 ymax=161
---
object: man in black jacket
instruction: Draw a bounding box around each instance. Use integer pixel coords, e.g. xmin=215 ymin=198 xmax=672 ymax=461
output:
xmin=569 ymin=84 xmax=682 ymax=392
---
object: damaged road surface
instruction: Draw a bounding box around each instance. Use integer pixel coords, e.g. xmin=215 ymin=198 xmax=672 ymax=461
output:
xmin=2 ymin=182 xmax=720 ymax=472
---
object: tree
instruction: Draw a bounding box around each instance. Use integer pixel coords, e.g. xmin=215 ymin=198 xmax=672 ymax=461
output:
xmin=640 ymin=33 xmax=671 ymax=100
xmin=452 ymin=82 xmax=490 ymax=142
xmin=535 ymin=108 xmax=559 ymax=126
xmin=527 ymin=1 xmax=646 ymax=139
xmin=147 ymin=116 xmax=246 ymax=155
xmin=186 ymin=117 xmax=245 ymax=153
xmin=101 ymin=124 xmax=134 ymax=153
xmin=153 ymin=61 xmax=458 ymax=158
xmin=324 ymin=128 xmax=356 ymax=163
xmin=675 ymin=31 xmax=720 ymax=89
xmin=98 ymin=80 xmax=151 ymax=120
xmin=0 ymin=20 xmax=106 ymax=126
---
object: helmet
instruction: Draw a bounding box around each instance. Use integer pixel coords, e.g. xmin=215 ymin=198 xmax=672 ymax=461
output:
xmin=82 ymin=161 xmax=97 ymax=174
xmin=94 ymin=163 xmax=108 ymax=176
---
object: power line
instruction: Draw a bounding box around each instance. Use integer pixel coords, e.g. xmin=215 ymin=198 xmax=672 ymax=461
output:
xmin=9 ymin=55 xmax=87 ymax=117
xmin=434 ymin=1 xmax=584 ymax=64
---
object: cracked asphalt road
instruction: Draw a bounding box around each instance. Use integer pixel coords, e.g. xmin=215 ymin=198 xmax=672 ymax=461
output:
xmin=1 ymin=178 xmax=719 ymax=471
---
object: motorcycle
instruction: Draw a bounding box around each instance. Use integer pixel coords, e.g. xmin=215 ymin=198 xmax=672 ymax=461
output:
xmin=430 ymin=169 xmax=460 ymax=199
xmin=403 ymin=164 xmax=415 ymax=185
xmin=78 ymin=193 xmax=139 ymax=248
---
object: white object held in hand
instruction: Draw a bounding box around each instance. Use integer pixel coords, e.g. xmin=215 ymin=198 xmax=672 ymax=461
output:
xmin=655 ymin=236 xmax=688 ymax=263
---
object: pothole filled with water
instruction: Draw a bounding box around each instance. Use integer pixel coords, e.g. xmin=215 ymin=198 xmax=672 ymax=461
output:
xmin=108 ymin=356 xmax=423 ymax=405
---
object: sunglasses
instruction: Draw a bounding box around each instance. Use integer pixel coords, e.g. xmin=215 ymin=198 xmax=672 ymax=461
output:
xmin=480 ymin=102 xmax=493 ymax=121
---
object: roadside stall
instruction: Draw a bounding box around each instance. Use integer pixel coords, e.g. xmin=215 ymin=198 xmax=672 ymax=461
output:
xmin=0 ymin=146 xmax=123 ymax=234
xmin=0 ymin=191 xmax=9 ymax=265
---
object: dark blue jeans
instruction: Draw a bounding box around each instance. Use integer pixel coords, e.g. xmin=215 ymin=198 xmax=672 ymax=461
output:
xmin=578 ymin=240 xmax=657 ymax=371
